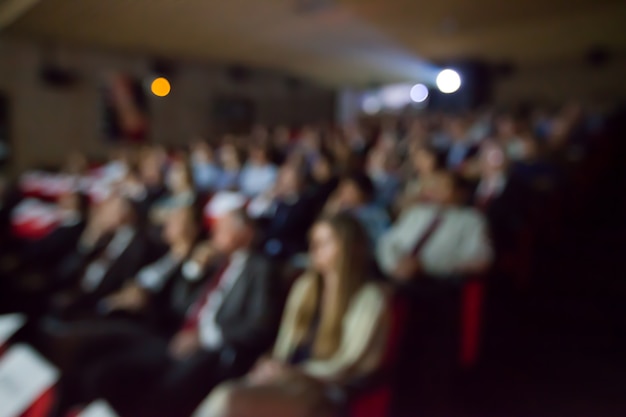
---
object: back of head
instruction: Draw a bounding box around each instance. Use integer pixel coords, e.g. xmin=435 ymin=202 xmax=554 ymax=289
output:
xmin=341 ymin=171 xmax=376 ymax=204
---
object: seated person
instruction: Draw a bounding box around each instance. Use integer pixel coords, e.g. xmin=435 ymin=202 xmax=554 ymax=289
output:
xmin=100 ymin=206 xmax=200 ymax=323
xmin=472 ymin=141 xmax=531 ymax=255
xmin=444 ymin=118 xmax=480 ymax=172
xmin=377 ymin=171 xmax=493 ymax=414
xmin=396 ymin=144 xmax=445 ymax=214
xmin=192 ymin=212 xmax=390 ymax=417
xmin=191 ymin=141 xmax=221 ymax=193
xmin=378 ymin=171 xmax=493 ymax=282
xmin=51 ymin=209 xmax=283 ymax=417
xmin=324 ymin=172 xmax=390 ymax=247
xmin=117 ymin=149 xmax=166 ymax=217
xmin=247 ymin=164 xmax=316 ymax=260
xmin=150 ymin=159 xmax=196 ymax=225
xmin=238 ymin=145 xmax=278 ymax=197
xmin=366 ymin=147 xmax=401 ymax=209
xmin=51 ymin=195 xmax=150 ymax=317
xmin=20 ymin=191 xmax=89 ymax=268
xmin=308 ymin=151 xmax=339 ymax=213
xmin=215 ymin=143 xmax=242 ymax=192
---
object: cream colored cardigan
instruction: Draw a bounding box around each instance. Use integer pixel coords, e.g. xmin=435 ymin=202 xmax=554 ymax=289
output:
xmin=272 ymin=274 xmax=390 ymax=383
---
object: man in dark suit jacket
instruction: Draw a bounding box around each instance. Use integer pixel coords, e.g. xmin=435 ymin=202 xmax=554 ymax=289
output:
xmin=471 ymin=141 xmax=531 ymax=254
xmin=247 ymin=164 xmax=316 ymax=260
xmin=51 ymin=195 xmax=151 ymax=318
xmin=51 ymin=208 xmax=282 ymax=417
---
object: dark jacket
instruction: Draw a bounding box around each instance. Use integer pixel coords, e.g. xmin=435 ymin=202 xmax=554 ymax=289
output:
xmin=260 ymin=196 xmax=317 ymax=260
xmin=472 ymin=176 xmax=531 ymax=252
xmin=210 ymin=252 xmax=283 ymax=363
xmin=23 ymin=221 xmax=86 ymax=267
xmin=54 ymin=229 xmax=151 ymax=316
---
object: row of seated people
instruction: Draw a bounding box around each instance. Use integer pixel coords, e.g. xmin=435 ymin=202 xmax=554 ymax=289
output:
xmin=2 ymin=169 xmax=493 ymax=417
xmin=0 ymin=107 xmax=580 ymax=417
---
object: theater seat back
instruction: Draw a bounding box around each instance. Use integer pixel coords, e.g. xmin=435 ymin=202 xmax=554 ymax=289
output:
xmin=349 ymin=292 xmax=408 ymax=417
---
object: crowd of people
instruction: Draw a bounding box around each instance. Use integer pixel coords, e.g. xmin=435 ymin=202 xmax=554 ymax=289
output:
xmin=0 ymin=102 xmax=615 ymax=417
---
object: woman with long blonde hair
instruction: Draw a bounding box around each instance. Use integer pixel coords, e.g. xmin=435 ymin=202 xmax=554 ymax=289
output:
xmin=193 ymin=212 xmax=390 ymax=417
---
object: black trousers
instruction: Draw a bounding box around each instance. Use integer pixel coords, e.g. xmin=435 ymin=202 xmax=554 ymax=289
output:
xmin=85 ymin=339 xmax=221 ymax=417
xmin=50 ymin=321 xmax=230 ymax=417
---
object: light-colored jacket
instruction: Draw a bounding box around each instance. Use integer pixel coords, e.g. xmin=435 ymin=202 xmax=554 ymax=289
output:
xmin=273 ymin=274 xmax=390 ymax=383
xmin=377 ymin=204 xmax=493 ymax=278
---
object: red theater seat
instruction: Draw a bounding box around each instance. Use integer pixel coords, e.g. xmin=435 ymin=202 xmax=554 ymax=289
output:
xmin=348 ymin=292 xmax=408 ymax=417
xmin=459 ymin=277 xmax=485 ymax=369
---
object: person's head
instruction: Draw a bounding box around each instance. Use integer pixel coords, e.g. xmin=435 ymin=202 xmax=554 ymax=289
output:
xmin=285 ymin=150 xmax=307 ymax=170
xmin=219 ymin=143 xmax=242 ymax=171
xmin=166 ymin=159 xmax=194 ymax=193
xmin=139 ymin=150 xmax=163 ymax=187
xmin=495 ymin=114 xmax=517 ymax=139
xmin=248 ymin=145 xmax=271 ymax=166
xmin=273 ymin=125 xmax=290 ymax=147
xmin=58 ymin=191 xmax=90 ymax=218
xmin=335 ymin=173 xmax=375 ymax=209
xmin=275 ymin=164 xmax=305 ymax=197
xmin=163 ymin=206 xmax=199 ymax=246
xmin=427 ymin=171 xmax=466 ymax=206
xmin=212 ymin=208 xmax=256 ymax=256
xmin=411 ymin=145 xmax=442 ymax=175
xmin=366 ymin=149 xmax=396 ymax=176
xmin=311 ymin=152 xmax=334 ymax=183
xmin=190 ymin=141 xmax=214 ymax=165
xmin=479 ymin=141 xmax=509 ymax=177
xmin=447 ymin=117 xmax=470 ymax=142
xmin=302 ymin=212 xmax=371 ymax=358
xmin=100 ymin=194 xmax=138 ymax=229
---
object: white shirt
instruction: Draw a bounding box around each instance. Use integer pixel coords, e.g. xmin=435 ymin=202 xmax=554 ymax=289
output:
xmin=377 ymin=205 xmax=493 ymax=277
xmin=196 ymin=251 xmax=249 ymax=350
xmin=81 ymin=226 xmax=136 ymax=292
xmin=136 ymin=253 xmax=181 ymax=293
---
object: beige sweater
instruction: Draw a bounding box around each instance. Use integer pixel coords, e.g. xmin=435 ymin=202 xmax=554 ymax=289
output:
xmin=272 ymin=274 xmax=390 ymax=384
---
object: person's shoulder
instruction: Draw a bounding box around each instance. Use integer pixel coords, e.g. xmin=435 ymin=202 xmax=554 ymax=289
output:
xmin=402 ymin=204 xmax=436 ymax=218
xmin=455 ymin=207 xmax=487 ymax=224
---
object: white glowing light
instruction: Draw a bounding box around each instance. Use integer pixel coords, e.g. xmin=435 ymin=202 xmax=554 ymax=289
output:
xmin=410 ymin=84 xmax=429 ymax=103
xmin=436 ymin=69 xmax=461 ymax=94
xmin=379 ymin=84 xmax=411 ymax=109
xmin=362 ymin=96 xmax=381 ymax=114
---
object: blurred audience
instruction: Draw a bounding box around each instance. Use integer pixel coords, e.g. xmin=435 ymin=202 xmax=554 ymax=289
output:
xmin=49 ymin=209 xmax=282 ymax=417
xmin=51 ymin=195 xmax=150 ymax=319
xmin=0 ymin=101 xmax=610 ymax=417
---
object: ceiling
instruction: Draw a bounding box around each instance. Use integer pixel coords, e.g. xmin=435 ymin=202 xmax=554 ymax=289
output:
xmin=2 ymin=0 xmax=625 ymax=86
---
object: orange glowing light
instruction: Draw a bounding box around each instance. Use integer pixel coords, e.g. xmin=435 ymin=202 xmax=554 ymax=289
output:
xmin=151 ymin=77 xmax=171 ymax=97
